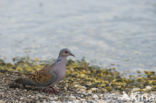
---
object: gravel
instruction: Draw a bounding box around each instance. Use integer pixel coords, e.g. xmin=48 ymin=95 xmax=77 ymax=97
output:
xmin=0 ymin=72 xmax=155 ymax=103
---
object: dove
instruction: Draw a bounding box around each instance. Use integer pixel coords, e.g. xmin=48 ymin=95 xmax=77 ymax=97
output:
xmin=13 ymin=48 xmax=75 ymax=94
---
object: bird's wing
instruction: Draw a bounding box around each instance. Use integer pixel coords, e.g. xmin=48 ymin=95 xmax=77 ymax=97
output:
xmin=22 ymin=64 xmax=57 ymax=86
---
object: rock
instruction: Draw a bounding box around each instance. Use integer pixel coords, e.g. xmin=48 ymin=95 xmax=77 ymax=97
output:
xmin=87 ymin=90 xmax=92 ymax=94
xmin=91 ymin=88 xmax=98 ymax=91
xmin=132 ymin=88 xmax=140 ymax=92
xmin=88 ymin=88 xmax=98 ymax=93
xmin=144 ymin=86 xmax=152 ymax=91
xmin=97 ymin=100 xmax=107 ymax=103
xmin=80 ymin=99 xmax=86 ymax=102
xmin=0 ymin=72 xmax=156 ymax=103
xmin=69 ymin=95 xmax=76 ymax=100
xmin=92 ymin=94 xmax=99 ymax=99
xmin=0 ymin=100 xmax=5 ymax=103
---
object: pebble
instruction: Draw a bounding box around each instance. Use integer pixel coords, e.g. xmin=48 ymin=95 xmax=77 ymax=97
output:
xmin=0 ymin=72 xmax=156 ymax=103
xmin=92 ymin=94 xmax=99 ymax=99
xmin=69 ymin=95 xmax=76 ymax=99
xmin=0 ymin=100 xmax=5 ymax=103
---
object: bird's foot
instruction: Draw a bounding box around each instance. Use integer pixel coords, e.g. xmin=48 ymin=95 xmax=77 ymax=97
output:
xmin=49 ymin=86 xmax=59 ymax=94
xmin=43 ymin=88 xmax=55 ymax=94
xmin=43 ymin=86 xmax=59 ymax=94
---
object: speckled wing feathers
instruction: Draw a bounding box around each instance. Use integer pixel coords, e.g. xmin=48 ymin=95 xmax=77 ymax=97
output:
xmin=15 ymin=64 xmax=57 ymax=87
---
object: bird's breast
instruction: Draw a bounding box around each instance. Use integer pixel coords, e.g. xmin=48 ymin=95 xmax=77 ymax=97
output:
xmin=58 ymin=69 xmax=66 ymax=80
xmin=54 ymin=63 xmax=66 ymax=80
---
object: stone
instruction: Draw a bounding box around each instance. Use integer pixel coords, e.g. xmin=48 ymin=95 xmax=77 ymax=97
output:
xmin=92 ymin=94 xmax=99 ymax=99
xmin=0 ymin=100 xmax=5 ymax=103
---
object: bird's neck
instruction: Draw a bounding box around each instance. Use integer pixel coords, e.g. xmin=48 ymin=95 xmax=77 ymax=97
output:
xmin=56 ymin=56 xmax=67 ymax=64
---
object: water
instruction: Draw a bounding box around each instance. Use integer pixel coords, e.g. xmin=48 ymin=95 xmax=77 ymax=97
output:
xmin=0 ymin=0 xmax=156 ymax=71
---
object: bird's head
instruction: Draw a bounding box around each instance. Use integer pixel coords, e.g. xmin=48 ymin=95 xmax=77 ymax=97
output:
xmin=59 ymin=48 xmax=75 ymax=57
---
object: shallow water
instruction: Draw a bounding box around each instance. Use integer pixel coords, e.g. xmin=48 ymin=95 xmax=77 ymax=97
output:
xmin=0 ymin=0 xmax=156 ymax=71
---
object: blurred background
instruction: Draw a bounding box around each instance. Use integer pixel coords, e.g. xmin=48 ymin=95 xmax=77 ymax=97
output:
xmin=0 ymin=0 xmax=155 ymax=72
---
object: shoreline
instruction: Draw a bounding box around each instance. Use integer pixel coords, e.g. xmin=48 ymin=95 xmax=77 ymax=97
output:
xmin=0 ymin=57 xmax=155 ymax=102
xmin=0 ymin=72 xmax=155 ymax=103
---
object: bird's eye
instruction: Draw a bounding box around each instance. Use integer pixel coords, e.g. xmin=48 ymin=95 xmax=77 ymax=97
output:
xmin=65 ymin=51 xmax=68 ymax=53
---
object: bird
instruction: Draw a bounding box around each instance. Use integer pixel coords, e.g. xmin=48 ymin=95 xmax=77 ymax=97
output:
xmin=11 ymin=48 xmax=75 ymax=94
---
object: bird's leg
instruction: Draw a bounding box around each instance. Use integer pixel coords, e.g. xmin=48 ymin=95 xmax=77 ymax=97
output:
xmin=43 ymin=88 xmax=49 ymax=93
xmin=49 ymin=86 xmax=59 ymax=94
xmin=43 ymin=86 xmax=59 ymax=94
xmin=43 ymin=88 xmax=55 ymax=94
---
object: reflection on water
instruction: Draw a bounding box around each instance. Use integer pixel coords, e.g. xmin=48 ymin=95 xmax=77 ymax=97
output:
xmin=0 ymin=0 xmax=156 ymax=71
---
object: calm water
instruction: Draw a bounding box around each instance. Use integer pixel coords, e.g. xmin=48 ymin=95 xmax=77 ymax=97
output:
xmin=0 ymin=0 xmax=156 ymax=71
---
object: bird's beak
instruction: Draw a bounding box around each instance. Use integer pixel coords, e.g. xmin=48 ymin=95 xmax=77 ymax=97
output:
xmin=69 ymin=52 xmax=75 ymax=57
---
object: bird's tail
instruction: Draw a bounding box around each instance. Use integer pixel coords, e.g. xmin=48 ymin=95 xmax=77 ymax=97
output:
xmin=9 ymin=78 xmax=35 ymax=88
xmin=15 ymin=78 xmax=35 ymax=86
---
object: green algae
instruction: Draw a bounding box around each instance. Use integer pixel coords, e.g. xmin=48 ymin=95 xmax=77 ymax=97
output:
xmin=0 ymin=57 xmax=155 ymax=93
